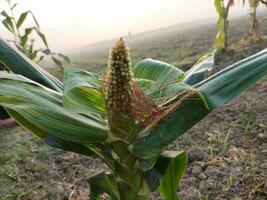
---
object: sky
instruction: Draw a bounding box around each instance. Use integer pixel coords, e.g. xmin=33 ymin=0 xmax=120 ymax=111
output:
xmin=0 ymin=0 xmax=252 ymax=51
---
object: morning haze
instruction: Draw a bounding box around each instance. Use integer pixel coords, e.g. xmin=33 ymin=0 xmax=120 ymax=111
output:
xmin=0 ymin=0 xmax=250 ymax=51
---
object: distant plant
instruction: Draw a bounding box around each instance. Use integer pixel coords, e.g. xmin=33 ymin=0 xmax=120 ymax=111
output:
xmin=0 ymin=36 xmax=266 ymax=199
xmin=246 ymin=0 xmax=267 ymax=41
xmin=214 ymin=0 xmax=235 ymax=50
xmin=0 ymin=0 xmax=71 ymax=74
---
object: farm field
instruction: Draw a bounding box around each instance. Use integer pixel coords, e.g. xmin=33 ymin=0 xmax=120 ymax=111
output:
xmin=0 ymin=13 xmax=267 ymax=200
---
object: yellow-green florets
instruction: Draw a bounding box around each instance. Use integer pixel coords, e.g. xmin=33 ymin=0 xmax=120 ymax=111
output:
xmin=105 ymin=38 xmax=133 ymax=114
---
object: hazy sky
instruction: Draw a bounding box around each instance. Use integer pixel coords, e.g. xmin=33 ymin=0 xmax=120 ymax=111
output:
xmin=0 ymin=0 xmax=252 ymax=51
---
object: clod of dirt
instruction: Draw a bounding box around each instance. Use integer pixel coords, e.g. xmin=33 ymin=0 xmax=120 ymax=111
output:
xmin=179 ymin=187 xmax=201 ymax=200
xmin=205 ymin=166 xmax=222 ymax=178
xmin=198 ymin=173 xmax=207 ymax=180
xmin=229 ymin=167 xmax=243 ymax=178
xmin=190 ymin=165 xmax=203 ymax=176
xmin=257 ymin=133 xmax=267 ymax=141
xmin=188 ymin=147 xmax=205 ymax=162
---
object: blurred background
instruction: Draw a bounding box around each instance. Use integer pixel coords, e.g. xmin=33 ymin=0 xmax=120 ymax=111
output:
xmin=0 ymin=0 xmax=258 ymax=51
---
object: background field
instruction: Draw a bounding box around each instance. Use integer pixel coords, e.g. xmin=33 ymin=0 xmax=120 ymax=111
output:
xmin=0 ymin=14 xmax=267 ymax=200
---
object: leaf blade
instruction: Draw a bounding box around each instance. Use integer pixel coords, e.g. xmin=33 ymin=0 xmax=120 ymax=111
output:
xmin=0 ymin=73 xmax=108 ymax=144
xmin=63 ymin=68 xmax=106 ymax=117
xmin=130 ymin=48 xmax=267 ymax=159
xmin=0 ymin=37 xmax=62 ymax=91
xmin=159 ymin=151 xmax=187 ymax=200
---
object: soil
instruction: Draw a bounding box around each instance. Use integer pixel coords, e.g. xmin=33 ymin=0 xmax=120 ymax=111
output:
xmin=0 ymin=14 xmax=267 ymax=200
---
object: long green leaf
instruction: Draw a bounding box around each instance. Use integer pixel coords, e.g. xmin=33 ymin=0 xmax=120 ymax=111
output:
xmin=130 ymin=94 xmax=209 ymax=159
xmin=88 ymin=171 xmax=119 ymax=200
xmin=2 ymin=18 xmax=14 ymax=32
xmin=16 ymin=11 xmax=28 ymax=29
xmin=7 ymin=108 xmax=98 ymax=156
xmin=144 ymin=151 xmax=186 ymax=193
xmin=63 ymin=68 xmax=106 ymax=117
xmin=159 ymin=151 xmax=187 ymax=200
xmin=0 ymin=38 xmax=62 ymax=92
xmin=130 ymin=48 xmax=267 ymax=159
xmin=196 ymin=48 xmax=267 ymax=109
xmin=21 ymin=27 xmax=33 ymax=46
xmin=0 ymin=73 xmax=108 ymax=144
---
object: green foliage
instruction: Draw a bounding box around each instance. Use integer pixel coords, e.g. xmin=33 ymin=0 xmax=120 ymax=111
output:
xmin=0 ymin=0 xmax=71 ymax=74
xmin=214 ymin=0 xmax=234 ymax=50
xmin=214 ymin=0 xmax=267 ymax=45
xmin=0 ymin=37 xmax=266 ymax=200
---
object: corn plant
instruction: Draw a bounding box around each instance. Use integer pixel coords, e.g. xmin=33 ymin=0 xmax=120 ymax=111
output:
xmin=0 ymin=37 xmax=266 ymax=200
xmin=0 ymin=0 xmax=71 ymax=74
xmin=214 ymin=0 xmax=235 ymax=50
xmin=247 ymin=0 xmax=267 ymax=41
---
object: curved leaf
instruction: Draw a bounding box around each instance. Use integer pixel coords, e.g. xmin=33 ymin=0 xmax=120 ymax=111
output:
xmin=130 ymin=93 xmax=209 ymax=159
xmin=63 ymin=68 xmax=106 ymax=117
xmin=144 ymin=151 xmax=186 ymax=193
xmin=133 ymin=59 xmax=184 ymax=97
xmin=0 ymin=73 xmax=108 ymax=144
xmin=130 ymin=48 xmax=267 ymax=159
xmin=183 ymin=52 xmax=215 ymax=85
xmin=88 ymin=171 xmax=119 ymax=200
xmin=159 ymin=151 xmax=187 ymax=200
xmin=7 ymin=108 xmax=98 ymax=156
xmin=16 ymin=11 xmax=28 ymax=29
xmin=0 ymin=38 xmax=62 ymax=92
xmin=196 ymin=48 xmax=267 ymax=109
xmin=133 ymin=58 xmax=184 ymax=82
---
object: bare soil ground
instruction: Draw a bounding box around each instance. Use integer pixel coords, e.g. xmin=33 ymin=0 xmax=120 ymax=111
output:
xmin=0 ymin=14 xmax=267 ymax=200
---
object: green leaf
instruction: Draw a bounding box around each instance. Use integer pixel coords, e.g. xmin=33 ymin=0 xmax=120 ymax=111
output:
xmin=159 ymin=151 xmax=187 ymax=200
xmin=215 ymin=0 xmax=224 ymax=16
xmin=88 ymin=171 xmax=119 ymax=200
xmin=36 ymin=55 xmax=44 ymax=63
xmin=16 ymin=11 xmax=28 ymax=29
xmin=214 ymin=0 xmax=225 ymax=49
xmin=130 ymin=48 xmax=267 ymax=159
xmin=1 ymin=11 xmax=14 ymax=32
xmin=196 ymin=48 xmax=267 ymax=109
xmin=7 ymin=108 xmax=99 ymax=157
xmin=131 ymin=93 xmax=209 ymax=159
xmin=0 ymin=73 xmax=108 ymax=144
xmin=63 ymin=68 xmax=106 ymax=117
xmin=0 ymin=37 xmax=62 ymax=91
xmin=21 ymin=27 xmax=33 ymax=46
xmin=51 ymin=56 xmax=63 ymax=69
xmin=133 ymin=59 xmax=184 ymax=82
xmin=144 ymin=151 xmax=186 ymax=192
xmin=133 ymin=59 xmax=185 ymax=99
xmin=183 ymin=52 xmax=215 ymax=85
xmin=11 ymin=3 xmax=17 ymax=10
xmin=2 ymin=18 xmax=14 ymax=32
xmin=41 ymin=48 xmax=52 ymax=55
xmin=214 ymin=31 xmax=225 ymax=49
xmin=29 ymin=11 xmax=40 ymax=29
xmin=58 ymin=53 xmax=71 ymax=64
xmin=15 ymin=10 xmax=41 ymax=29
xmin=1 ymin=11 xmax=10 ymax=18
xmin=43 ymin=134 xmax=99 ymax=157
xmin=35 ymin=28 xmax=48 ymax=47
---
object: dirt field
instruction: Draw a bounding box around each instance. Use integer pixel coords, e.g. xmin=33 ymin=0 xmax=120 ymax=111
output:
xmin=0 ymin=14 xmax=267 ymax=200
